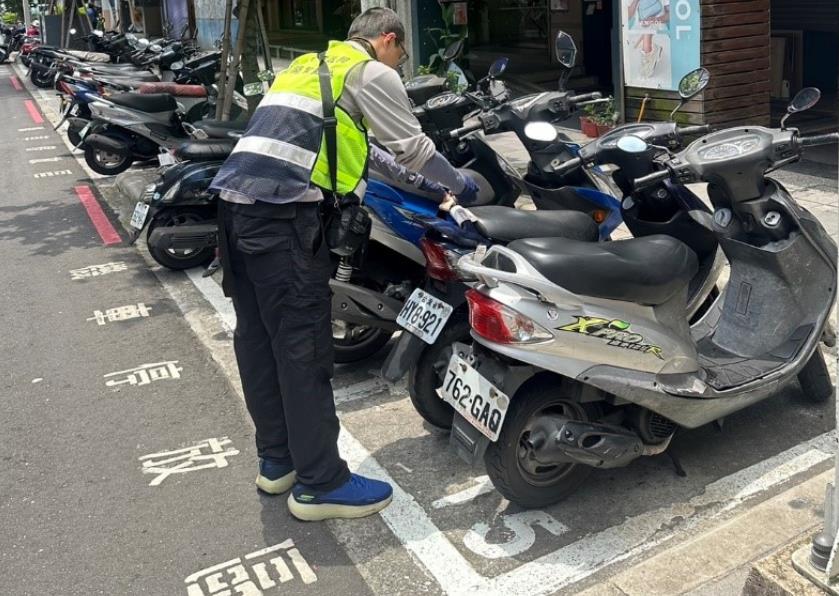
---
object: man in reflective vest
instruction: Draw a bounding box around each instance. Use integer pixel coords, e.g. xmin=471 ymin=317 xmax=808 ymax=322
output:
xmin=211 ymin=7 xmax=478 ymax=522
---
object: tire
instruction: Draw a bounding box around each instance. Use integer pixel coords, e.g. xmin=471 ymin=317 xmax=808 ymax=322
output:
xmin=84 ymin=144 xmax=133 ymax=175
xmin=146 ymin=209 xmax=215 ymax=270
xmin=798 ymin=346 xmax=833 ymax=403
xmin=484 ymin=381 xmax=596 ymax=508
xmin=30 ymin=66 xmax=54 ymax=88
xmin=333 ymin=323 xmax=392 ymax=364
xmin=407 ymin=316 xmax=470 ymax=429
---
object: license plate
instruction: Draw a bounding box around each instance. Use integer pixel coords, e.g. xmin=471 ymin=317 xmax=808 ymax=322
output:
xmin=130 ymin=201 xmax=150 ymax=230
xmin=396 ymin=288 xmax=453 ymax=344
xmin=158 ymin=151 xmax=176 ymax=166
xmin=439 ymin=356 xmax=510 ymax=442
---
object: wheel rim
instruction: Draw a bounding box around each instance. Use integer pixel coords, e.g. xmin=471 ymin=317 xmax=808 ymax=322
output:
xmin=332 ymin=320 xmax=382 ymax=347
xmin=155 ymin=212 xmax=206 ymax=259
xmin=94 ymin=149 xmax=126 ymax=168
xmin=515 ymin=400 xmax=588 ymax=487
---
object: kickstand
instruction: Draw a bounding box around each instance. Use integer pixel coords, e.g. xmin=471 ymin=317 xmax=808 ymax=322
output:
xmin=667 ymin=448 xmax=687 ymax=478
xmin=202 ymin=256 xmax=221 ymax=277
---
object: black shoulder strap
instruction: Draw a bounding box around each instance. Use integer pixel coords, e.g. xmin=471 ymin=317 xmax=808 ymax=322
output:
xmin=317 ymin=52 xmax=339 ymax=197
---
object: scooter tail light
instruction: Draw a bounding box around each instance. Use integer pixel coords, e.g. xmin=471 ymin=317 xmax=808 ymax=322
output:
xmin=420 ymin=237 xmax=460 ymax=282
xmin=465 ymin=288 xmax=552 ymax=345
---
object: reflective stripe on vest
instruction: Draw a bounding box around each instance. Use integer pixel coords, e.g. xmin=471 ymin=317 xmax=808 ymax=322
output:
xmin=210 ymin=41 xmax=371 ymax=204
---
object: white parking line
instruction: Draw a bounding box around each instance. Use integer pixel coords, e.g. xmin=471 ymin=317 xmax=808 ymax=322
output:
xmin=185 ymin=269 xmax=236 ymax=332
xmin=432 ymin=475 xmax=494 ymax=509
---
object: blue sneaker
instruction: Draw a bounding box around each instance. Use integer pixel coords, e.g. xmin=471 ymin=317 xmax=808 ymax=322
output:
xmin=255 ymin=458 xmax=296 ymax=495
xmin=287 ymin=473 xmax=393 ymax=521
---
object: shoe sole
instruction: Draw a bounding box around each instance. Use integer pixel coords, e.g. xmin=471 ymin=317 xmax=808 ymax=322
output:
xmin=255 ymin=471 xmax=296 ymax=495
xmin=287 ymin=494 xmax=393 ymax=521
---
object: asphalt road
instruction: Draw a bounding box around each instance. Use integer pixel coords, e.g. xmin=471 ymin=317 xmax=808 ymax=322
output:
xmin=0 ymin=64 xmax=372 ymax=596
xmin=3 ymin=60 xmax=838 ymax=596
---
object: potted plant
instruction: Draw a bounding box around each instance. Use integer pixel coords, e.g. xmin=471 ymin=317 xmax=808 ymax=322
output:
xmin=580 ymin=98 xmax=618 ymax=138
xmin=580 ymin=103 xmax=599 ymax=138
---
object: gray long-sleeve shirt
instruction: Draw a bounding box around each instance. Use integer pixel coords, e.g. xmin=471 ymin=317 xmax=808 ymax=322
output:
xmin=222 ymin=40 xmax=464 ymax=205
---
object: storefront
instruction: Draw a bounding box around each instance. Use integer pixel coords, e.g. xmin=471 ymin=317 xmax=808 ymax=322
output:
xmin=428 ymin=0 xmax=836 ymax=131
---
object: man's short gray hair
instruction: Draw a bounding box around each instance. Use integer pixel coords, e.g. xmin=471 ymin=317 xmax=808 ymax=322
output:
xmin=347 ymin=7 xmax=406 ymax=43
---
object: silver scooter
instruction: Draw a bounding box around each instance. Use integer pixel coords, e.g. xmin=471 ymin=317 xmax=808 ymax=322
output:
xmin=440 ymin=88 xmax=838 ymax=508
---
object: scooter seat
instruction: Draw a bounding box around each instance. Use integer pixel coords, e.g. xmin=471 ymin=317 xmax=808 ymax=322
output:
xmin=468 ymin=206 xmax=598 ymax=243
xmin=175 ymin=140 xmax=235 ymax=161
xmin=507 ymin=235 xmax=698 ymax=305
xmin=193 ymin=119 xmax=248 ymax=138
xmin=138 ymin=82 xmax=207 ymax=97
xmin=65 ymin=49 xmax=110 ymax=62
xmin=109 ymin=92 xmax=177 ymax=113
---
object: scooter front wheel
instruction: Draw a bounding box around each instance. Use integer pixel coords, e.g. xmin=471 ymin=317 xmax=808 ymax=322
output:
xmin=84 ymin=145 xmax=133 ymax=175
xmin=30 ymin=66 xmax=54 ymax=88
xmin=798 ymin=345 xmax=833 ymax=403
xmin=484 ymin=382 xmax=597 ymax=509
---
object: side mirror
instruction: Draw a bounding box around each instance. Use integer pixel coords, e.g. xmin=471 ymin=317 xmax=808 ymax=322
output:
xmin=670 ymin=67 xmax=711 ymax=120
xmin=616 ymin=135 xmax=649 ymax=154
xmin=781 ymin=87 xmax=821 ymax=129
xmin=554 ymin=30 xmax=577 ymax=91
xmin=488 ymin=57 xmax=508 ymax=79
xmin=442 ymin=38 xmax=464 ymax=63
xmin=678 ymin=67 xmax=710 ymax=100
xmin=554 ymin=31 xmax=577 ymax=68
xmin=524 ymin=122 xmax=558 ymax=143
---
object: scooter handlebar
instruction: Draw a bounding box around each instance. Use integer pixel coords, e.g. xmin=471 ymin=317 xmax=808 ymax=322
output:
xmin=553 ymin=156 xmax=583 ymax=175
xmin=632 ymin=169 xmax=670 ymax=191
xmin=678 ymin=124 xmax=711 ymax=136
xmin=448 ymin=121 xmax=483 ymax=140
xmin=799 ymin=132 xmax=839 ymax=147
xmin=568 ymin=91 xmax=602 ymax=103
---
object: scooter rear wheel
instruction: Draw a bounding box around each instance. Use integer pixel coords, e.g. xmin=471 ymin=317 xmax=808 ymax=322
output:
xmin=333 ymin=321 xmax=391 ymax=364
xmin=30 ymin=66 xmax=54 ymax=88
xmin=146 ymin=208 xmax=215 ymax=270
xmin=407 ymin=317 xmax=470 ymax=429
xmin=485 ymin=382 xmax=596 ymax=508
xmin=84 ymin=145 xmax=133 ymax=175
xmin=798 ymin=346 xmax=833 ymax=403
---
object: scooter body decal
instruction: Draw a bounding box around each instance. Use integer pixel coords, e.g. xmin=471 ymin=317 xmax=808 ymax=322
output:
xmin=558 ymin=316 xmax=664 ymax=359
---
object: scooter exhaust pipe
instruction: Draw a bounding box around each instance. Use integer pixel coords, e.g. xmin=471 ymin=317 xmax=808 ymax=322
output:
xmin=148 ymin=223 xmax=218 ymax=252
xmin=84 ymin=133 xmax=130 ymax=155
xmin=526 ymin=417 xmax=661 ymax=469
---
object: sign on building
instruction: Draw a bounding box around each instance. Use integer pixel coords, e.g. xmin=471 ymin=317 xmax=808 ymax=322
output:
xmin=621 ymin=0 xmax=700 ymax=90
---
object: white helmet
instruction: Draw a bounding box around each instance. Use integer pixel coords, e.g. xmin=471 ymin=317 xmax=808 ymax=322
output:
xmin=31 ymin=20 xmax=40 ymax=27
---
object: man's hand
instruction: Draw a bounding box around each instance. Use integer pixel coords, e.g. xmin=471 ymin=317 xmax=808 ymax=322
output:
xmin=438 ymin=192 xmax=458 ymax=212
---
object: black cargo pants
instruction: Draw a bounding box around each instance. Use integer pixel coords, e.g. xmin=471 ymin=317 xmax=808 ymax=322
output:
xmin=219 ymin=199 xmax=350 ymax=492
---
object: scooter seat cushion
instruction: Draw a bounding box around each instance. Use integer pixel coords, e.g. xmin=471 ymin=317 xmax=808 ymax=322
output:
xmin=507 ymin=235 xmax=697 ymax=305
xmin=109 ymin=92 xmax=177 ymax=113
xmin=175 ymin=140 xmax=236 ymax=161
xmin=66 ymin=49 xmax=111 ymax=62
xmin=193 ymin=119 xmax=248 ymax=139
xmin=468 ymin=206 xmax=598 ymax=243
xmin=138 ymin=82 xmax=207 ymax=97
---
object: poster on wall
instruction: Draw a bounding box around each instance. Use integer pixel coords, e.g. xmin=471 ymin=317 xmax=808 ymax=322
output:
xmin=621 ymin=0 xmax=700 ymax=90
